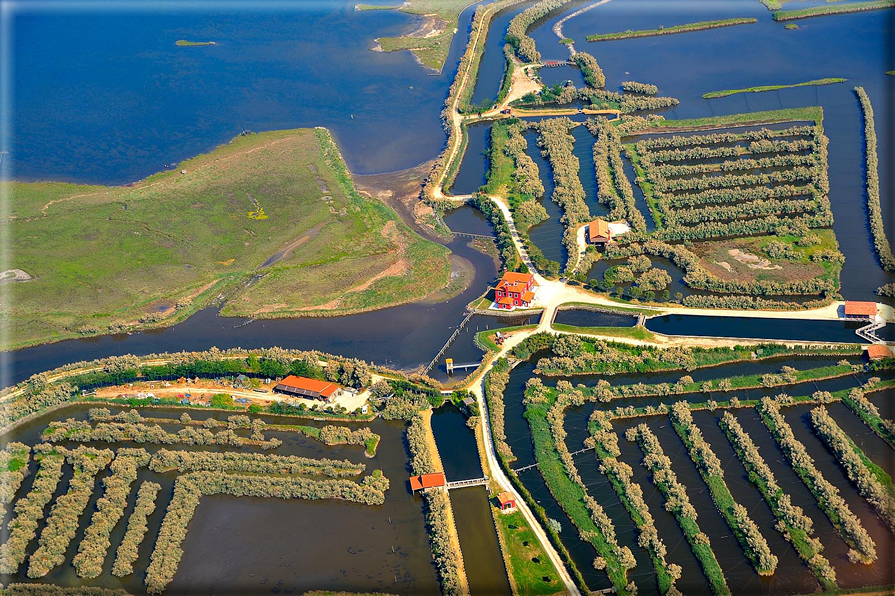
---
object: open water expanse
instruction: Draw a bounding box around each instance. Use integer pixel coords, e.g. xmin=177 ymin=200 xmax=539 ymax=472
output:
xmin=4 ymin=1 xmax=895 ymax=594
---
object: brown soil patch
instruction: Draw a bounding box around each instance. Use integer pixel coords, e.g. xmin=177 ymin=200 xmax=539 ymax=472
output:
xmin=691 ymin=239 xmax=824 ymax=283
xmin=261 ymin=222 xmax=326 ymax=268
xmin=354 ymin=160 xmax=442 ymax=240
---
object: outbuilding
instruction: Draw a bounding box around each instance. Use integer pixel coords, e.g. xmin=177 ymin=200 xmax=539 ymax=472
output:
xmin=587 ymin=219 xmax=612 ymax=246
xmin=496 ymin=492 xmax=516 ymax=511
xmin=274 ymin=375 xmax=342 ymax=401
xmin=866 ymin=344 xmax=893 ymax=361
xmin=844 ymin=301 xmax=877 ymax=319
xmin=410 ymin=472 xmax=446 ymax=493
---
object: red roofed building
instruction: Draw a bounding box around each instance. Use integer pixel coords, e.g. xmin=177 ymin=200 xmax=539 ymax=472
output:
xmin=496 ymin=491 xmax=516 ymax=511
xmin=274 ymin=375 xmax=342 ymax=401
xmin=866 ymin=345 xmax=893 ymax=361
xmin=844 ymin=301 xmax=877 ymax=319
xmin=409 ymin=472 xmax=446 ymax=492
xmin=494 ymin=271 xmax=537 ymax=311
xmin=587 ymin=219 xmax=612 ymax=246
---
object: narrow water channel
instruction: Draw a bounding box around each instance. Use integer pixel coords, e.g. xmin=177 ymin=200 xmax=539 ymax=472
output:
xmin=430 ymin=406 xmax=512 ymax=595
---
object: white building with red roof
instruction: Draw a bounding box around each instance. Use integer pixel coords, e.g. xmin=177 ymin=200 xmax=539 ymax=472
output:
xmin=492 ymin=271 xmax=537 ymax=310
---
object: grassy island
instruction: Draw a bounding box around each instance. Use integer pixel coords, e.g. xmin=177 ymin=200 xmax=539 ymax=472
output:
xmin=175 ymin=39 xmax=216 ymax=47
xmin=6 ymin=128 xmax=451 ymax=349
xmin=364 ymin=0 xmax=482 ymax=71
xmin=773 ymin=0 xmax=895 ymax=20
xmin=702 ymin=77 xmax=846 ymax=98
xmin=586 ymin=18 xmax=756 ymax=42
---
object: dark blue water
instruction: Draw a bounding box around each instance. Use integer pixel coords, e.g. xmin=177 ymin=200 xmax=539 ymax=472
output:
xmin=469 ymin=2 xmax=536 ymax=107
xmin=524 ymin=129 xmax=568 ymax=265
xmin=451 ymin=121 xmax=492 ymax=194
xmin=552 ymin=308 xmax=636 ymax=328
xmin=571 ymin=123 xmax=609 ymax=218
xmin=9 ymin=1 xmax=479 ymax=183
xmin=647 ymin=314 xmax=895 ymax=343
xmin=529 ymin=0 xmax=895 ymax=300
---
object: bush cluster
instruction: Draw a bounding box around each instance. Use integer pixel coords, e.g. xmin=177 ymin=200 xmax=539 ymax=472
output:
xmin=149 ymin=448 xmax=364 ymax=477
xmin=485 ymin=358 xmax=515 ymax=461
xmin=28 ymin=446 xmax=115 ymax=578
xmin=0 ymin=445 xmax=67 ymax=575
xmin=758 ymin=397 xmax=877 ymax=563
xmin=587 ymin=118 xmax=647 ymax=231
xmin=0 ymin=442 xmax=31 ymax=518
xmin=111 ymin=480 xmax=162 ymax=577
xmin=506 ymin=0 xmax=576 ymax=62
xmin=572 ymin=52 xmax=605 ymax=88
xmin=719 ymin=412 xmax=836 ymax=587
xmin=669 ymin=403 xmax=777 ymax=575
xmin=73 ymin=449 xmax=151 ymax=578
xmin=621 ymin=81 xmax=658 ymax=95
xmin=810 ymin=406 xmax=895 ymax=532
xmin=855 ymin=86 xmax=895 ymax=271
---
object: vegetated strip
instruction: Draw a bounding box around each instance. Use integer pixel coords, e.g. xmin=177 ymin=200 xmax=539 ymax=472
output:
xmin=507 ymin=0 xmax=578 ymax=63
xmin=524 ymin=383 xmax=631 ymax=593
xmin=669 ymin=402 xmax=778 ymax=575
xmin=773 ymin=0 xmax=895 ymax=20
xmin=73 ymin=449 xmax=151 ymax=578
xmin=2 ymin=585 xmax=132 ymax=596
xmin=589 ymin=412 xmax=680 ymax=594
xmin=810 ymin=406 xmax=895 ymax=532
xmin=840 ymin=383 xmax=895 ymax=448
xmin=0 ymin=445 xmax=67 ymax=575
xmin=627 ymin=423 xmax=731 ymax=595
xmin=406 ymin=411 xmax=469 ymax=596
xmin=854 ymin=86 xmax=895 ymax=271
xmin=483 ymin=364 xmax=591 ymax=593
xmin=648 ymin=105 xmax=822 ymax=130
xmin=719 ymin=411 xmax=837 ymax=589
xmin=28 ymin=446 xmax=115 ymax=578
xmin=0 ymin=442 xmax=31 ymax=518
xmin=587 ymin=18 xmax=756 ymax=42
xmin=148 ymin=448 xmax=364 ymax=477
xmin=703 ymin=78 xmax=845 ymax=99
xmin=112 ymin=480 xmax=162 ymax=577
xmin=145 ymin=470 xmax=390 ymax=594
xmin=757 ymin=396 xmax=877 ymax=563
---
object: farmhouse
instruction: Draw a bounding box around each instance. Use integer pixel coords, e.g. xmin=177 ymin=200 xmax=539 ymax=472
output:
xmin=493 ymin=271 xmax=537 ymax=311
xmin=274 ymin=375 xmax=342 ymax=401
xmin=587 ymin=218 xmax=612 ymax=246
xmin=844 ymin=301 xmax=877 ymax=319
xmin=409 ymin=472 xmax=446 ymax=493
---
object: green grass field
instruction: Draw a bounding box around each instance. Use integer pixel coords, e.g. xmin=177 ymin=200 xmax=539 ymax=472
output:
xmin=773 ymin=0 xmax=895 ymax=20
xmin=702 ymin=78 xmax=846 ymax=99
xmin=493 ymin=509 xmax=565 ymax=595
xmin=586 ymin=18 xmax=756 ymax=42
xmin=6 ymin=128 xmax=451 ymax=349
xmin=364 ymin=0 xmax=477 ymax=71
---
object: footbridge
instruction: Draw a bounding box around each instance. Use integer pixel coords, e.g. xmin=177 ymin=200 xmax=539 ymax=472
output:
xmin=513 ymin=446 xmax=594 ymax=473
xmin=446 ymin=476 xmax=489 ymax=490
xmin=452 ymin=231 xmax=492 ymax=240
xmin=857 ymin=317 xmax=886 ymax=343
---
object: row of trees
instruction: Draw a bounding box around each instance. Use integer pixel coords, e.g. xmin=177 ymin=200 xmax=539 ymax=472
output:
xmin=149 ymin=448 xmax=364 ymax=478
xmin=506 ymin=0 xmax=576 ymax=62
xmin=406 ymin=413 xmax=467 ymax=595
xmin=588 ymin=412 xmax=682 ymax=594
xmin=625 ymin=423 xmax=731 ymax=596
xmin=535 ymin=118 xmax=592 ymax=270
xmin=621 ymin=81 xmax=658 ymax=95
xmin=546 ymin=389 xmax=633 ymax=587
xmin=587 ymin=118 xmax=648 ymax=231
xmin=810 ymin=406 xmax=895 ymax=533
xmin=44 ymin=418 xmax=283 ymax=450
xmin=669 ymin=402 xmax=778 ymax=575
xmin=146 ymin=469 xmax=390 ymax=593
xmin=637 ymin=125 xmax=814 ymax=151
xmin=666 ymin=197 xmax=821 ymax=226
xmin=111 ymin=480 xmax=161 ymax=577
xmin=841 ymin=386 xmax=895 ymax=448
xmin=0 ymin=442 xmax=30 ymax=518
xmin=28 ymin=446 xmax=115 ymax=578
xmin=485 ymin=358 xmax=515 ymax=462
xmin=682 ymin=293 xmax=834 ymax=311
xmin=469 ymin=192 xmax=524 ymax=272
xmin=653 ymin=167 xmax=816 ymax=193
xmin=72 ymin=449 xmax=151 ymax=578
xmin=0 ymin=445 xmax=67 ymax=574
xmin=652 ymin=152 xmax=816 ymax=178
xmin=663 ymin=184 xmax=814 ymax=209
xmin=572 ymin=52 xmax=605 ymax=88
xmin=758 ymin=397 xmax=877 ymax=563
xmin=719 ymin=412 xmax=836 ymax=588
xmin=1 ymin=585 xmax=130 ymax=596
xmin=854 ymin=86 xmax=895 ymax=271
